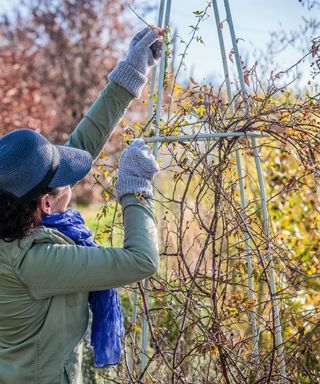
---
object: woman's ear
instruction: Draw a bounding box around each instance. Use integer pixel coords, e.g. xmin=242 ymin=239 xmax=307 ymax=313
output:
xmin=38 ymin=194 xmax=53 ymax=216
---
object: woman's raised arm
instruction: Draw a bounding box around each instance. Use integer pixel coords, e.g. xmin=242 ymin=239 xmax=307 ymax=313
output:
xmin=65 ymin=27 xmax=163 ymax=162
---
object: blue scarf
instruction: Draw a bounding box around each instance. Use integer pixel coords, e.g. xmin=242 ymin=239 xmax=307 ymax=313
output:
xmin=41 ymin=208 xmax=124 ymax=368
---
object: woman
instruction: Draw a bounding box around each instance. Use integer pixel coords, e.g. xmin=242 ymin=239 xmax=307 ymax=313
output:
xmin=0 ymin=27 xmax=163 ymax=383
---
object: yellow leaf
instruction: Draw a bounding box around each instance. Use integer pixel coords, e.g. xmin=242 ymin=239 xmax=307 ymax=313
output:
xmin=182 ymin=99 xmax=191 ymax=111
xmin=123 ymin=133 xmax=130 ymax=143
xmin=120 ymin=119 xmax=129 ymax=128
xmin=194 ymin=104 xmax=205 ymax=118
xmin=131 ymin=323 xmax=142 ymax=333
xmin=173 ymin=84 xmax=182 ymax=97
xmin=307 ymin=265 xmax=317 ymax=275
xmin=102 ymin=191 xmax=109 ymax=202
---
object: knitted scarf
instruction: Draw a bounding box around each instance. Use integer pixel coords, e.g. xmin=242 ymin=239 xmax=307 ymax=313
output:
xmin=40 ymin=208 xmax=124 ymax=368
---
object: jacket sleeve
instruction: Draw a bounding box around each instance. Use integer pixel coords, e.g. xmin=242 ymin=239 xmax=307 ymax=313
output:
xmin=65 ymin=81 xmax=134 ymax=162
xmin=16 ymin=195 xmax=159 ymax=299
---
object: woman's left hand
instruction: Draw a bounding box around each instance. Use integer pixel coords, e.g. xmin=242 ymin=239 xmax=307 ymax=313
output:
xmin=115 ymin=138 xmax=160 ymax=203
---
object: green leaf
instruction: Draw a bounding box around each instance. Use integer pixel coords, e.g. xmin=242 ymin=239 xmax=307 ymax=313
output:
xmin=192 ymin=10 xmax=205 ymax=16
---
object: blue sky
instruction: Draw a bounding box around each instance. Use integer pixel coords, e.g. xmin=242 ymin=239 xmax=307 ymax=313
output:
xmin=0 ymin=0 xmax=317 ymax=87
xmin=166 ymin=0 xmax=317 ymax=86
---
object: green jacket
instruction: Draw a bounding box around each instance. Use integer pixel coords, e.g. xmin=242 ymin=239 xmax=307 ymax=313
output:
xmin=0 ymin=82 xmax=159 ymax=384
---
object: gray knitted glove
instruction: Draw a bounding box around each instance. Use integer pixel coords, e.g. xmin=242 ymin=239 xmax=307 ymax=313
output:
xmin=115 ymin=139 xmax=160 ymax=203
xmin=108 ymin=27 xmax=163 ymax=98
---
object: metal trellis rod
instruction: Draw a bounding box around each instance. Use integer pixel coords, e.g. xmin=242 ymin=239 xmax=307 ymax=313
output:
xmin=130 ymin=0 xmax=286 ymax=381
xmin=143 ymin=131 xmax=268 ymax=143
xmin=223 ymin=0 xmax=287 ymax=381
xmin=211 ymin=0 xmax=259 ymax=361
xmin=153 ymin=0 xmax=172 ymax=158
xmin=130 ymin=0 xmax=172 ymax=381
xmin=146 ymin=0 xmax=166 ymax=128
xmin=129 ymin=0 xmax=167 ymax=376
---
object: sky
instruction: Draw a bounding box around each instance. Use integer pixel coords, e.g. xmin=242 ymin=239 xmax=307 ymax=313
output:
xmin=166 ymin=0 xmax=317 ymax=86
xmin=0 ymin=0 xmax=318 ymax=87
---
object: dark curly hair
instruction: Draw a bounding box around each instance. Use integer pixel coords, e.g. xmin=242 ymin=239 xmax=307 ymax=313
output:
xmin=0 ymin=191 xmax=42 ymax=241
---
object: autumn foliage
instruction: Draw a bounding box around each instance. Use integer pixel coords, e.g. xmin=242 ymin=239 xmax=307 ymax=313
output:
xmin=91 ymin=3 xmax=320 ymax=383
xmin=0 ymin=0 xmax=151 ymax=137
xmin=1 ymin=1 xmax=320 ymax=383
xmin=0 ymin=0 xmax=152 ymax=202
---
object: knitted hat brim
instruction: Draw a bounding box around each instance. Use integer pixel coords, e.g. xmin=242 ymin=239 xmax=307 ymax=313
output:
xmin=48 ymin=145 xmax=93 ymax=188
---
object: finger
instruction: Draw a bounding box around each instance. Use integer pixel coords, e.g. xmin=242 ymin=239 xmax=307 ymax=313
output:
xmin=140 ymin=145 xmax=153 ymax=156
xmin=153 ymin=27 xmax=165 ymax=36
xmin=129 ymin=138 xmax=144 ymax=148
xmin=136 ymin=153 xmax=160 ymax=177
xmin=139 ymin=147 xmax=159 ymax=167
xmin=147 ymin=50 xmax=157 ymax=67
xmin=150 ymin=39 xmax=162 ymax=53
xmin=150 ymin=40 xmax=162 ymax=60
xmin=155 ymin=48 xmax=162 ymax=60
xmin=137 ymin=29 xmax=160 ymax=49
xmin=131 ymin=27 xmax=150 ymax=43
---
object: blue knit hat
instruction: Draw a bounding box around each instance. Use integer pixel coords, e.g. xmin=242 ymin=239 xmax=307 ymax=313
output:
xmin=0 ymin=129 xmax=93 ymax=202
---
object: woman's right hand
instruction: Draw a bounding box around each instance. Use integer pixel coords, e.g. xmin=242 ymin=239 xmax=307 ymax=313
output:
xmin=115 ymin=139 xmax=160 ymax=203
xmin=108 ymin=27 xmax=164 ymax=98
xmin=124 ymin=27 xmax=163 ymax=75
